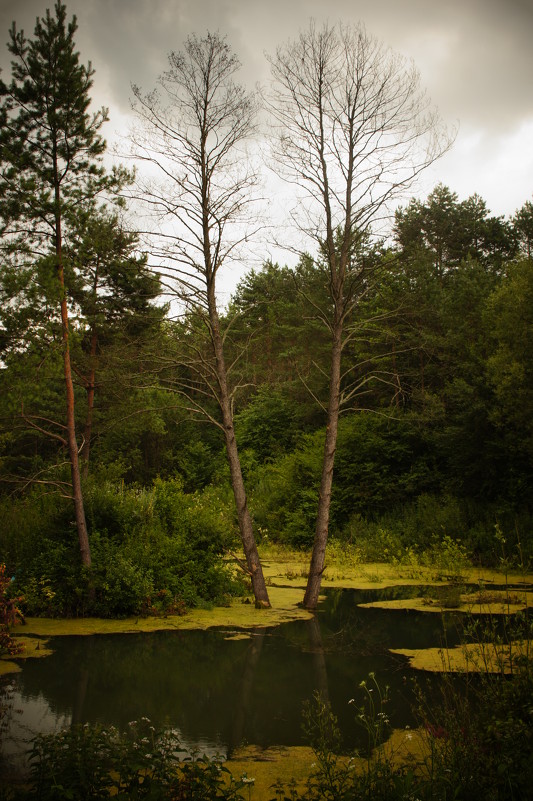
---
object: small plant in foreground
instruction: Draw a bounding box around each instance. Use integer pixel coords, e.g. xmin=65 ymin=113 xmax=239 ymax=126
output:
xmin=7 ymin=718 xmax=250 ymax=800
xmin=273 ymin=680 xmax=415 ymax=801
xmin=353 ymin=672 xmax=391 ymax=758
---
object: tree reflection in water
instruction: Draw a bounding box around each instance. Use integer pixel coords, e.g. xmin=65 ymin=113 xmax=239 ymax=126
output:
xmin=1 ymin=586 xmax=467 ymax=763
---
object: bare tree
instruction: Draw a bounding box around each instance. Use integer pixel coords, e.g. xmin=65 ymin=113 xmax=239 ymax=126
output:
xmin=129 ymin=33 xmax=270 ymax=607
xmin=267 ymin=21 xmax=454 ymax=609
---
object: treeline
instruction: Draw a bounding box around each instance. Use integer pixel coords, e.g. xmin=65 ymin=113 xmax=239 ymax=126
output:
xmin=227 ymin=187 xmax=533 ymax=552
xmin=0 ymin=4 xmax=532 ymax=617
xmin=2 ymin=184 xmax=532 ymax=611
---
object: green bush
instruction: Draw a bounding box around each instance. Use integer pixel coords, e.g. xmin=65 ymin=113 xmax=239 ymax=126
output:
xmin=4 ymin=480 xmax=246 ymax=619
xmin=7 ymin=718 xmax=248 ymax=800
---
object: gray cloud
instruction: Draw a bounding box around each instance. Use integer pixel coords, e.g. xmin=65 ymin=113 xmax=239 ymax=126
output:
xmin=0 ymin=0 xmax=531 ymax=215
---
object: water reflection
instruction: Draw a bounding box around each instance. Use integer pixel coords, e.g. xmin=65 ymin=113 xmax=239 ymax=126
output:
xmin=1 ymin=586 xmax=466 ymax=767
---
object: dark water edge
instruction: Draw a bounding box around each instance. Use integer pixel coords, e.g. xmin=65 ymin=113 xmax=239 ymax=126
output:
xmin=0 ymin=584 xmax=525 ymax=775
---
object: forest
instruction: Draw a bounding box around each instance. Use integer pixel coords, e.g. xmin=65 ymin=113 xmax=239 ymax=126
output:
xmin=1 ymin=5 xmax=533 ymax=801
xmin=0 ymin=3 xmax=532 ymax=620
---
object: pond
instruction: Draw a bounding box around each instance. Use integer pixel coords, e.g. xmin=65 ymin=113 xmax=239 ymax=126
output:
xmin=0 ymin=585 xmax=491 ymax=772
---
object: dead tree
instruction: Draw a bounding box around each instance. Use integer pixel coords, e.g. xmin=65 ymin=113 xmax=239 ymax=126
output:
xmin=129 ymin=33 xmax=270 ymax=607
xmin=267 ymin=21 xmax=454 ymax=609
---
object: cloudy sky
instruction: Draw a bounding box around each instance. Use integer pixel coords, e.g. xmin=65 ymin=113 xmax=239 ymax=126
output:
xmin=1 ymin=0 xmax=532 ymax=227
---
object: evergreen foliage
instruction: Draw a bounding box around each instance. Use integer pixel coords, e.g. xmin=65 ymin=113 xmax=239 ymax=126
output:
xmin=0 ymin=0 xmax=531 ymax=612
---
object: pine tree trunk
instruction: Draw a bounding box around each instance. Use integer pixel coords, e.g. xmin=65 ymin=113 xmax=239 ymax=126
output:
xmin=59 ymin=289 xmax=92 ymax=567
xmin=55 ymin=197 xmax=91 ymax=567
xmin=303 ymin=328 xmax=342 ymax=610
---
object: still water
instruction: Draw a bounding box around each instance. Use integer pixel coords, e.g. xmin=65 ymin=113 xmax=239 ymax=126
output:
xmin=1 ymin=586 xmax=467 ymax=768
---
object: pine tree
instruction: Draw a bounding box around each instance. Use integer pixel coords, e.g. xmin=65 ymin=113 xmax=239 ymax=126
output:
xmin=0 ymin=2 xmax=126 ymax=566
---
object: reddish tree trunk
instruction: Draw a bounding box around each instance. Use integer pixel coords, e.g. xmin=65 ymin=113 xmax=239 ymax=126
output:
xmin=55 ymin=198 xmax=91 ymax=567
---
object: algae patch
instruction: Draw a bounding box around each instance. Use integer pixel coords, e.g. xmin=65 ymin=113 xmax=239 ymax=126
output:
xmin=224 ymin=728 xmax=429 ymax=801
xmin=359 ymin=588 xmax=532 ymax=615
xmin=13 ymin=584 xmax=312 ymax=639
xmin=225 ymin=745 xmax=315 ymax=801
xmin=0 ymin=635 xmax=53 ymax=675
xmin=391 ymin=640 xmax=531 ymax=673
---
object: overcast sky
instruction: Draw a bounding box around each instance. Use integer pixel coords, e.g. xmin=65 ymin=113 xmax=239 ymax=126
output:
xmin=1 ymin=0 xmax=532 ymax=248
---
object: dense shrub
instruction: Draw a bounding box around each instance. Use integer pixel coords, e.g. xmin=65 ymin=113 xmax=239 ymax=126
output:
xmin=2 ymin=480 xmax=246 ymax=618
xmin=336 ymin=493 xmax=532 ymax=569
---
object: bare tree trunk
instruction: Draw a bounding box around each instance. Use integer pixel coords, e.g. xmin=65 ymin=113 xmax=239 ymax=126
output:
xmin=303 ymin=328 xmax=342 ymax=609
xmin=80 ymin=330 xmax=98 ymax=480
xmin=209 ymin=296 xmax=270 ymax=607
xmin=130 ymin=33 xmax=279 ymax=608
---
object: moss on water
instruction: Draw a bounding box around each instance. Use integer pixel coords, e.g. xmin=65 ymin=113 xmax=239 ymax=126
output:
xmin=11 ymin=583 xmax=311 ymax=638
xmin=225 ymin=745 xmax=315 ymax=800
xmin=0 ymin=658 xmax=20 ymax=676
xmin=360 ymin=587 xmax=533 ymax=615
xmin=224 ymin=728 xmax=429 ymax=801
xmin=262 ymin=552 xmax=533 ymax=592
xmin=359 ymin=589 xmax=533 ymax=615
xmin=391 ymin=639 xmax=531 ymax=673
xmin=4 ymin=554 xmax=531 ymax=796
xmin=0 ymin=635 xmax=53 ymax=675
xmin=10 ymin=558 xmax=533 ymax=641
